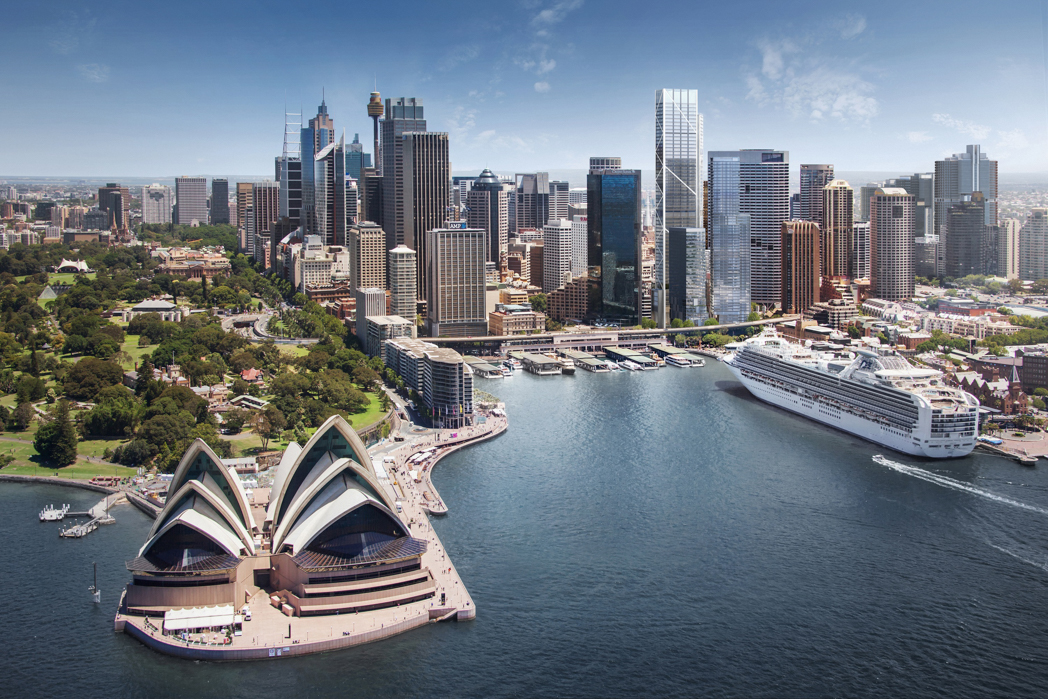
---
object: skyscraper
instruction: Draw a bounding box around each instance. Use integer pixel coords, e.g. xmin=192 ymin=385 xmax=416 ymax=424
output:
xmin=549 ymin=180 xmax=570 ymax=222
xmin=211 ymin=179 xmax=230 ymax=224
xmin=314 ymin=137 xmax=348 ymax=246
xmin=403 ymin=131 xmax=450 ymax=297
xmin=236 ymin=183 xmax=252 ymax=236
xmin=667 ymin=227 xmax=709 ymax=324
xmin=999 ymin=219 xmax=1021 ymax=280
xmin=175 ymin=177 xmax=208 ymax=225
xmin=655 ymin=88 xmax=702 ymax=327
xmin=858 ymin=183 xmax=881 ymax=223
xmin=870 ymin=188 xmax=915 ymax=301
xmin=276 ymin=110 xmax=303 ymax=230
xmin=780 ymin=220 xmax=820 ymax=314
xmin=515 ymin=173 xmax=550 ymax=232
xmin=426 ymin=226 xmax=487 ymax=337
xmin=586 ymin=158 xmax=641 ymax=324
xmin=250 ymin=181 xmax=280 ymax=259
xmin=706 ymin=149 xmax=789 ymax=308
xmin=935 ymin=145 xmax=998 ymax=233
xmin=542 ymin=219 xmax=573 ymax=293
xmin=300 ymin=98 xmax=335 ymax=235
xmin=345 ymin=133 xmax=372 ymax=180
xmin=381 ymin=97 xmax=426 ymax=254
xmin=821 ymin=179 xmax=853 ymax=279
xmin=98 ymin=183 xmax=130 ymax=229
xmin=141 ymin=184 xmax=173 ymax=225
xmin=800 ymin=164 xmax=834 ymax=222
xmin=389 ymin=245 xmax=418 ymax=320
xmin=945 ymin=192 xmax=991 ymax=278
xmin=348 ymin=222 xmax=387 ymax=292
xmin=466 ymin=169 xmax=509 ymax=265
xmin=853 ymin=222 xmax=871 ymax=280
xmin=708 ymin=154 xmax=751 ymax=323
xmin=1019 ymin=209 xmax=1048 ymax=281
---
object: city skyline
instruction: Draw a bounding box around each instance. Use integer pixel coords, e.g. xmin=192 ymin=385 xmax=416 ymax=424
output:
xmin=3 ymin=0 xmax=1046 ymax=177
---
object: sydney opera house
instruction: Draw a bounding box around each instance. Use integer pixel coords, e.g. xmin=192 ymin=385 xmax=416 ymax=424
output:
xmin=119 ymin=415 xmax=440 ymax=639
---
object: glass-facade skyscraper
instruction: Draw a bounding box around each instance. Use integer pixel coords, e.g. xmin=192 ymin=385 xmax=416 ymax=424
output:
xmin=708 ymin=155 xmax=751 ymax=323
xmin=707 ymin=149 xmax=789 ymax=309
xmin=211 ymin=179 xmax=229 ymax=225
xmin=587 ymin=159 xmax=641 ymax=324
xmin=345 ymin=133 xmax=372 ymax=180
xmin=300 ymin=98 xmax=335 ymax=235
xmin=655 ymin=89 xmax=702 ymax=327
xmin=381 ymin=98 xmax=426 ymax=254
xmin=667 ymin=227 xmax=709 ymax=324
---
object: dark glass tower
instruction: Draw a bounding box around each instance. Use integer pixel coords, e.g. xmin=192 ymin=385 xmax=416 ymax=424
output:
xmin=211 ymin=178 xmax=230 ymax=225
xmin=586 ymin=159 xmax=641 ymax=324
xmin=380 ymin=98 xmax=426 ymax=254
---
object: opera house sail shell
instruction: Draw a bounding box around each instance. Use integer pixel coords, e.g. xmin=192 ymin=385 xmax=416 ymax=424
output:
xmin=121 ymin=416 xmax=435 ymax=619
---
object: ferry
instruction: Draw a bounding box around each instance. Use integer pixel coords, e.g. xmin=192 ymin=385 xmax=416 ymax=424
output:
xmin=621 ymin=360 xmax=641 ymax=371
xmin=503 ymin=358 xmax=522 ymax=372
xmin=665 ymin=355 xmax=692 ymax=368
xmin=723 ymin=330 xmax=979 ymax=458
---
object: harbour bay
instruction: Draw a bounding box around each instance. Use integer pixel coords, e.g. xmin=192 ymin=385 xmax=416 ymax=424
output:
xmin=4 ymin=361 xmax=1048 ymax=697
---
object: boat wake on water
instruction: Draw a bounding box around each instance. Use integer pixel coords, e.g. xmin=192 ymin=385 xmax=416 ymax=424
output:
xmin=872 ymin=455 xmax=1048 ymax=516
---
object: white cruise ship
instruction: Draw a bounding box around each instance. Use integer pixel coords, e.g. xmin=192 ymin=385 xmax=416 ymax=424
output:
xmin=723 ymin=331 xmax=979 ymax=458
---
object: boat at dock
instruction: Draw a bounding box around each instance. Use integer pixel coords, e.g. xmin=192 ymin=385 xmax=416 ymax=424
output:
xmin=39 ymin=504 xmax=70 ymax=522
xmin=665 ymin=356 xmax=691 ymax=368
xmin=621 ymin=361 xmax=641 ymax=371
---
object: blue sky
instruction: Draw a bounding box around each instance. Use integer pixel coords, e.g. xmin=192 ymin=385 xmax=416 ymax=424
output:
xmin=3 ymin=0 xmax=1047 ymax=177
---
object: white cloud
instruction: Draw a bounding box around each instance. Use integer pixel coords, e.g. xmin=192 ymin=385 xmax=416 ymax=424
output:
xmin=77 ymin=63 xmax=109 ymax=83
xmin=932 ymin=113 xmax=991 ymax=140
xmin=836 ymin=14 xmax=867 ymax=39
xmin=907 ymin=131 xmax=933 ymax=143
xmin=440 ymin=44 xmax=480 ymax=71
xmin=532 ymin=0 xmax=584 ymax=26
xmin=534 ymin=81 xmax=551 ymax=93
xmin=996 ymin=128 xmax=1030 ymax=150
xmin=537 ymin=59 xmax=556 ymax=74
xmin=446 ymin=106 xmax=478 ymax=140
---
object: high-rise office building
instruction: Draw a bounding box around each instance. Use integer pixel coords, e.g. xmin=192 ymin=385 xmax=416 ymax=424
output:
xmin=870 ymin=188 xmax=915 ymax=301
xmin=426 ymin=226 xmax=487 ymax=337
xmin=275 ymin=110 xmax=303 ymax=230
xmin=549 ymin=180 xmax=569 ymax=222
xmin=355 ymin=287 xmax=387 ymax=345
xmin=945 ymin=192 xmax=992 ymax=278
xmin=250 ymin=181 xmax=280 ymax=258
xmin=403 ymin=132 xmax=450 ymax=296
xmin=142 ymin=184 xmax=172 ymax=225
xmin=999 ymin=218 xmax=1021 ymax=280
xmin=515 ymin=173 xmax=550 ymax=232
xmin=935 ymin=145 xmax=998 ymax=234
xmin=236 ymin=183 xmax=252 ymax=235
xmin=569 ymin=188 xmax=587 ymax=205
xmin=781 ymin=220 xmax=821 ymax=314
xmin=853 ymin=222 xmax=871 ymax=280
xmin=800 ymin=164 xmax=834 ymax=222
xmin=821 ymin=179 xmax=853 ymax=279
xmin=348 ymin=222 xmax=387 ymax=292
xmin=789 ymin=193 xmax=800 ymax=221
xmin=570 ymin=215 xmax=587 ymax=277
xmin=466 ymin=168 xmax=509 ymax=265
xmin=667 ymin=227 xmax=709 ymax=324
xmin=175 ymin=177 xmax=208 ymax=225
xmin=98 ymin=183 xmax=130 ymax=229
xmin=389 ymin=245 xmax=418 ymax=320
xmin=655 ymin=89 xmax=702 ymax=327
xmin=707 ymin=149 xmax=789 ymax=308
xmin=1019 ymin=209 xmax=1048 ymax=281
xmin=586 ymin=158 xmax=641 ymax=323
xmin=345 ymin=133 xmax=372 ymax=180
xmin=314 ymin=137 xmax=348 ymax=246
xmin=858 ymin=183 xmax=881 ymax=223
xmin=211 ymin=179 xmax=230 ymax=224
xmin=542 ymin=219 xmax=573 ymax=293
xmin=708 ymin=154 xmax=752 ymax=323
xmin=381 ymin=97 xmax=426 ymax=254
xmin=300 ymin=98 xmax=336 ymax=235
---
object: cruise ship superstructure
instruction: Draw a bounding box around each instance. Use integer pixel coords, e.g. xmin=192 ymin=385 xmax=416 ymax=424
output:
xmin=724 ymin=331 xmax=979 ymax=458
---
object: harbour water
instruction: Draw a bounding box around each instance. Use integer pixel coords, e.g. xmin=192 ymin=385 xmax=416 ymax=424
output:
xmin=4 ymin=361 xmax=1048 ymax=697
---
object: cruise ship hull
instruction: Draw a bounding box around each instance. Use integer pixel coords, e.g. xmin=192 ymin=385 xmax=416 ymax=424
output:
xmin=725 ymin=361 xmax=975 ymax=459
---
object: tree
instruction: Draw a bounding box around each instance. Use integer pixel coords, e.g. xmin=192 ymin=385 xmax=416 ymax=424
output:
xmin=530 ymin=293 xmax=547 ymax=313
xmin=640 ymin=318 xmax=657 ymax=329
xmin=11 ymin=402 xmax=32 ymax=431
xmin=201 ymin=274 xmax=210 ymax=305
xmin=30 ymin=343 xmax=39 ymax=377
xmin=64 ymin=356 xmax=124 ymax=400
xmin=253 ymin=406 xmax=287 ymax=450
xmin=703 ymin=318 xmax=719 ymax=326
xmin=746 ymin=311 xmax=762 ymax=322
xmin=674 ymin=334 xmax=687 ymax=347
xmin=223 ymin=408 xmax=249 ymax=434
xmin=34 ymin=400 xmax=79 ymax=468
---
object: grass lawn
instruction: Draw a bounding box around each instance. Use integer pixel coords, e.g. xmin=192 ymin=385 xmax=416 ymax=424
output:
xmin=78 ymin=436 xmax=129 ymax=459
xmin=116 ymin=335 xmax=155 ymax=369
xmin=346 ymin=392 xmax=388 ymax=430
xmin=278 ymin=344 xmax=311 ymax=358
xmin=18 ymin=272 xmax=98 ymax=285
xmin=1 ymin=460 xmax=138 ymax=481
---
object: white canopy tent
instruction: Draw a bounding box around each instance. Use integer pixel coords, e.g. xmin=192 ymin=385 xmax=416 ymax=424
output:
xmin=163 ymin=605 xmax=235 ymax=632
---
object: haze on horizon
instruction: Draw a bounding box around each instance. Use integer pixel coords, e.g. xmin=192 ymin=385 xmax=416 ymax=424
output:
xmin=3 ymin=0 xmax=1046 ymax=178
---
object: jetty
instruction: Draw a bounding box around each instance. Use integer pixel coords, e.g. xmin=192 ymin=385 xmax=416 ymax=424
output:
xmin=57 ymin=492 xmax=124 ymax=538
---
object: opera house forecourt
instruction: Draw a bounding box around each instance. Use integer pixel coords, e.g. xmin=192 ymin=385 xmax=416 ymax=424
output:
xmin=114 ymin=415 xmax=475 ymax=660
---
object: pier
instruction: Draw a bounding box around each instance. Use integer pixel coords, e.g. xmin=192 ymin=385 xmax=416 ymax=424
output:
xmin=54 ymin=493 xmax=123 ymax=538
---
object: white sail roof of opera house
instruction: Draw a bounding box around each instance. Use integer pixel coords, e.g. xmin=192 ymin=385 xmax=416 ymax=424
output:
xmin=265 ymin=415 xmax=410 ymax=557
xmin=136 ymin=439 xmax=257 ymax=563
